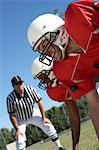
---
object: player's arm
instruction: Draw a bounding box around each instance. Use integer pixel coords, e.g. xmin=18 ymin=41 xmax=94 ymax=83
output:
xmin=7 ymin=97 xmax=19 ymax=131
xmin=7 ymin=97 xmax=23 ymax=139
xmin=37 ymin=100 xmax=51 ymax=125
xmin=31 ymin=86 xmax=51 ymax=124
xmin=37 ymin=100 xmax=46 ymax=119
xmin=9 ymin=113 xmax=23 ymax=139
xmin=9 ymin=113 xmax=19 ymax=130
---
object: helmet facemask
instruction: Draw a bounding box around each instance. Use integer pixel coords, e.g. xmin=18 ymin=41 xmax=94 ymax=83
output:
xmin=35 ymin=69 xmax=60 ymax=90
xmin=33 ymin=31 xmax=59 ymax=66
xmin=33 ymin=27 xmax=69 ymax=65
xmin=31 ymin=57 xmax=55 ymax=90
xmin=34 ymin=69 xmax=52 ymax=90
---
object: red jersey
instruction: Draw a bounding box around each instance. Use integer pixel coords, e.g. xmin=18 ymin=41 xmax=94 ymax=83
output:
xmin=46 ymin=79 xmax=95 ymax=101
xmin=46 ymin=85 xmax=68 ymax=102
xmin=51 ymin=0 xmax=99 ymax=100
xmin=64 ymin=0 xmax=99 ymax=52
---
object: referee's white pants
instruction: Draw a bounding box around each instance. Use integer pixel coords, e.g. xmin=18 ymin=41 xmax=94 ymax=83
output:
xmin=16 ymin=109 xmax=58 ymax=150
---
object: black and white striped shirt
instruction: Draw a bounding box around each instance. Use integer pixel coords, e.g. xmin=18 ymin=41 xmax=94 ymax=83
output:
xmin=7 ymin=85 xmax=42 ymax=120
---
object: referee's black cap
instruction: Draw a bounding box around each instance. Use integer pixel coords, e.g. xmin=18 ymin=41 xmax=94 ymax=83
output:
xmin=11 ymin=75 xmax=23 ymax=86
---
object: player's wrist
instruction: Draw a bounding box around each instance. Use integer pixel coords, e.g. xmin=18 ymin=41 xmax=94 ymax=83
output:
xmin=42 ymin=116 xmax=46 ymax=119
xmin=15 ymin=127 xmax=19 ymax=131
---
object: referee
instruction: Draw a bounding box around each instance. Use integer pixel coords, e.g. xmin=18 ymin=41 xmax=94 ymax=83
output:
xmin=6 ymin=75 xmax=65 ymax=150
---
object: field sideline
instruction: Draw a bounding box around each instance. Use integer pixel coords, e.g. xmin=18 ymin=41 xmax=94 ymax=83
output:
xmin=26 ymin=120 xmax=99 ymax=150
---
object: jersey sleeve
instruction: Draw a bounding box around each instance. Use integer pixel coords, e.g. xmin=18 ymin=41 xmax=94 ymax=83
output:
xmin=64 ymin=1 xmax=99 ymax=52
xmin=30 ymin=86 xmax=42 ymax=103
xmin=6 ymin=97 xmax=15 ymax=113
xmin=46 ymin=84 xmax=68 ymax=102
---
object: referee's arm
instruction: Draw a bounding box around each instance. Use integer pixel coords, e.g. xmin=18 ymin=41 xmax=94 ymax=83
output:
xmin=38 ymin=100 xmax=46 ymax=120
xmin=31 ymin=86 xmax=49 ymax=123
xmin=9 ymin=113 xmax=19 ymax=131
xmin=7 ymin=97 xmax=19 ymax=131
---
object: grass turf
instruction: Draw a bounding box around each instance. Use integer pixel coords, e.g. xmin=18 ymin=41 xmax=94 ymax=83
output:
xmin=27 ymin=120 xmax=99 ymax=150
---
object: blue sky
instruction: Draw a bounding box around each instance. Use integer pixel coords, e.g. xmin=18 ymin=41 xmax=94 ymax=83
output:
xmin=0 ymin=0 xmax=78 ymax=129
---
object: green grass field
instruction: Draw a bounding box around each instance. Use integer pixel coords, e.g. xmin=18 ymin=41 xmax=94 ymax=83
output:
xmin=27 ymin=120 xmax=99 ymax=150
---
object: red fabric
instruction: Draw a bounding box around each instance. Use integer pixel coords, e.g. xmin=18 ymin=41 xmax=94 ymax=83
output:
xmin=64 ymin=1 xmax=99 ymax=52
xmin=46 ymin=79 xmax=95 ymax=101
xmin=53 ymin=56 xmax=78 ymax=84
xmin=47 ymin=1 xmax=99 ymax=101
xmin=64 ymin=1 xmax=99 ymax=81
xmin=53 ymin=52 xmax=98 ymax=99
xmin=53 ymin=50 xmax=99 ymax=82
xmin=68 ymin=79 xmax=95 ymax=100
xmin=79 ymin=0 xmax=94 ymax=2
xmin=73 ymin=44 xmax=99 ymax=81
xmin=46 ymin=85 xmax=68 ymax=102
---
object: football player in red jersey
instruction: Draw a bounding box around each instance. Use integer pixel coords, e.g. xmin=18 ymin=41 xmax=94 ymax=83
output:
xmin=27 ymin=0 xmax=99 ymax=148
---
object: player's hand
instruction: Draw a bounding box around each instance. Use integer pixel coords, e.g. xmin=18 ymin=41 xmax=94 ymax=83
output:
xmin=42 ymin=117 xmax=52 ymax=126
xmin=74 ymin=144 xmax=78 ymax=150
xmin=66 ymin=92 xmax=72 ymax=101
xmin=15 ymin=128 xmax=23 ymax=140
xmin=67 ymin=96 xmax=72 ymax=101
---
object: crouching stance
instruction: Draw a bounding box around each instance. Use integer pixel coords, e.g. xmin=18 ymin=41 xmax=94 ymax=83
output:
xmin=31 ymin=57 xmax=80 ymax=150
xmin=6 ymin=75 xmax=65 ymax=150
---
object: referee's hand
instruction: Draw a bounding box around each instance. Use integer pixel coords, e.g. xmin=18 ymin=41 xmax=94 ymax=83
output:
xmin=42 ymin=117 xmax=52 ymax=126
xmin=15 ymin=128 xmax=23 ymax=140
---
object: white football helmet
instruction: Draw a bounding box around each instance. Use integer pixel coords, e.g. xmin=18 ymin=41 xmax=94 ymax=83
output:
xmin=31 ymin=57 xmax=52 ymax=78
xmin=27 ymin=13 xmax=69 ymax=65
xmin=31 ymin=57 xmax=53 ymax=89
xmin=31 ymin=57 xmax=60 ymax=89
